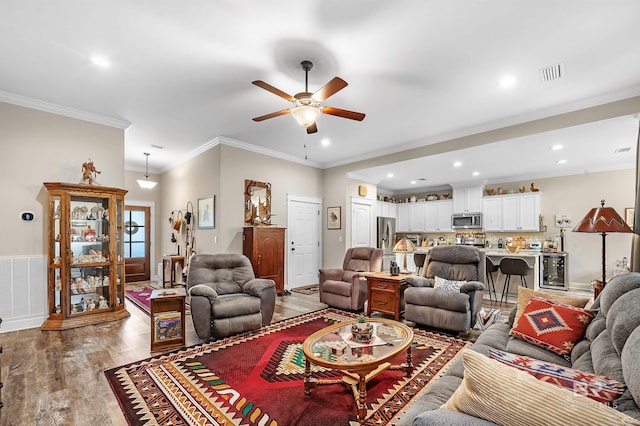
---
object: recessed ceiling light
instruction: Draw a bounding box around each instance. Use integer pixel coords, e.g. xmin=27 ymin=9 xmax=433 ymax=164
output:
xmin=453 ymin=161 xmax=462 ymax=168
xmin=551 ymin=144 xmax=563 ymax=151
xmin=498 ymin=75 xmax=517 ymax=89
xmin=556 ymin=159 xmax=567 ymax=164
xmin=321 ymin=138 xmax=330 ymax=147
xmin=387 ymin=173 xmax=394 ymax=178
xmin=90 ymin=56 xmax=110 ymax=68
xmin=410 ymin=180 xmax=417 ymax=185
xmin=472 ymin=171 xmax=480 ymax=176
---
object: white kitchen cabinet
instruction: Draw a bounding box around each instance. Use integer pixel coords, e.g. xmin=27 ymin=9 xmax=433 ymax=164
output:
xmin=396 ymin=203 xmax=425 ymax=232
xmin=482 ymin=197 xmax=502 ymax=231
xmin=425 ymin=200 xmax=453 ymax=232
xmin=483 ymin=193 xmax=541 ymax=232
xmin=453 ymin=187 xmax=483 ymax=213
xmin=375 ymin=201 xmax=397 ymax=219
xmin=504 ymin=193 xmax=540 ymax=231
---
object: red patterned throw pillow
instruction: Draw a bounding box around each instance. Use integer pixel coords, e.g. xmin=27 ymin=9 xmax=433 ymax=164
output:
xmin=509 ymin=296 xmax=595 ymax=356
xmin=489 ymin=349 xmax=626 ymax=404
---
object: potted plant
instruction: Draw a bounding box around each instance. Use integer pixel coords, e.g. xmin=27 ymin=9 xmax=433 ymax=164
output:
xmin=352 ymin=313 xmax=374 ymax=342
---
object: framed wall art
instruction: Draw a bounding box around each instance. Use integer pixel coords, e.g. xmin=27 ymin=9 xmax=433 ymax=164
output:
xmin=327 ymin=206 xmax=341 ymax=230
xmin=198 ymin=196 xmax=215 ymax=229
xmin=625 ymin=208 xmax=635 ymax=227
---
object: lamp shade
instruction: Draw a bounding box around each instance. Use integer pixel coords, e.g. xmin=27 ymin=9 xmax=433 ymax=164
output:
xmin=393 ymin=238 xmax=416 ymax=252
xmin=573 ymin=200 xmax=632 ymax=234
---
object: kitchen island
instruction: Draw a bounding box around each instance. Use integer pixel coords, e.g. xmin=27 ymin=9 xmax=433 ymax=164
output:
xmin=484 ymin=249 xmax=542 ymax=302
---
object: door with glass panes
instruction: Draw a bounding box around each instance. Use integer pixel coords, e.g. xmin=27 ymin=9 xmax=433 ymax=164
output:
xmin=124 ymin=206 xmax=151 ymax=282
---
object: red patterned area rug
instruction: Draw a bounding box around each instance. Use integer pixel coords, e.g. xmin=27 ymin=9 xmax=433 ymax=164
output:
xmin=105 ymin=308 xmax=470 ymax=425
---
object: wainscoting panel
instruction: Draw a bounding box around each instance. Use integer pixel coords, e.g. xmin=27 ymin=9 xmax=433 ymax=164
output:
xmin=0 ymin=255 xmax=47 ymax=332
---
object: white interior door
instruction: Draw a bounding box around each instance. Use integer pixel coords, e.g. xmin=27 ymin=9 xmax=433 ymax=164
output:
xmin=287 ymin=196 xmax=322 ymax=290
xmin=351 ymin=197 xmax=373 ymax=247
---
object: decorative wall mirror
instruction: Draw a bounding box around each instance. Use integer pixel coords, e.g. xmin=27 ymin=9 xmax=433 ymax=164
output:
xmin=244 ymin=179 xmax=272 ymax=225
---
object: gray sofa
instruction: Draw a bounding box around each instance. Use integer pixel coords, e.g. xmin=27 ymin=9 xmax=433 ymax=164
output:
xmin=187 ymin=253 xmax=276 ymax=339
xmin=399 ymin=272 xmax=640 ymax=425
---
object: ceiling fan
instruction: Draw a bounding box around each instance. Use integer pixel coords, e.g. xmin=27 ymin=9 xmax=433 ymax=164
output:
xmin=252 ymin=60 xmax=365 ymax=134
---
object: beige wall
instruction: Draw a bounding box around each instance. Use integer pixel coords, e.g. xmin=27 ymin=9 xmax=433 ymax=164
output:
xmin=159 ymin=143 xmax=323 ymax=262
xmin=0 ymin=101 xmax=124 ymax=256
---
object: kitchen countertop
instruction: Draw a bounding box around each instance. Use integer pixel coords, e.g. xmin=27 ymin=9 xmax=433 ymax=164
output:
xmin=413 ymin=247 xmax=543 ymax=257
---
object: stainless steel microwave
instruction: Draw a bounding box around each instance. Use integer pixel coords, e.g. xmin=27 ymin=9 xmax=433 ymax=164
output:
xmin=452 ymin=213 xmax=483 ymax=230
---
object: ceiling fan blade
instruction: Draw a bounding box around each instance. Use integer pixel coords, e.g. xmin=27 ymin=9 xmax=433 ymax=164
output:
xmin=252 ymin=80 xmax=295 ymax=102
xmin=312 ymin=77 xmax=348 ymax=102
xmin=322 ymin=106 xmax=366 ymax=121
xmin=306 ymin=122 xmax=318 ymax=134
xmin=252 ymin=109 xmax=291 ymax=122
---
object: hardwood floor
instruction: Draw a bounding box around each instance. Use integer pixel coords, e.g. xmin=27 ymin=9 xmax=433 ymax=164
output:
xmin=0 ymin=289 xmax=327 ymax=426
xmin=0 ymin=288 xmax=509 ymax=425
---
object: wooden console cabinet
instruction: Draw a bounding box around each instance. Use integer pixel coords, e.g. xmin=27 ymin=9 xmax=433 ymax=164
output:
xmin=243 ymin=226 xmax=285 ymax=295
xmin=42 ymin=182 xmax=129 ymax=330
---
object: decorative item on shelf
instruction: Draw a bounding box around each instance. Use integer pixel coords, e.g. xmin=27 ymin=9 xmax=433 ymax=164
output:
xmin=81 ymin=158 xmax=101 ymax=185
xmin=426 ymin=194 xmax=439 ymax=201
xmin=442 ymin=192 xmax=450 ymax=199
xmin=410 ymin=195 xmax=417 ymax=203
xmin=485 ymin=188 xmax=495 ymax=196
xmin=573 ymin=199 xmax=632 ymax=294
xmin=497 ymin=187 xmax=504 ymax=195
xmin=351 ymin=313 xmax=374 ymax=342
xmin=519 ymin=186 xmax=526 ymax=193
xmin=530 ymin=182 xmax=539 ymax=192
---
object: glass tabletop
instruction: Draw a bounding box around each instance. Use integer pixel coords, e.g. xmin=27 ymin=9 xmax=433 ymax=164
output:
xmin=304 ymin=319 xmax=413 ymax=369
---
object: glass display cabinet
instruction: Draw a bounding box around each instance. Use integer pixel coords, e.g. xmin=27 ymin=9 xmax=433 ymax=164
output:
xmin=42 ymin=182 xmax=129 ymax=330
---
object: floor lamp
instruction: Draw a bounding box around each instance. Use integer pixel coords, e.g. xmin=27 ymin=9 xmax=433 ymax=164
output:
xmin=573 ymin=200 xmax=632 ymax=297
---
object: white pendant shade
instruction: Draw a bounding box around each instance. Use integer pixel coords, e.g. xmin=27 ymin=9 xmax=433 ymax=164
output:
xmin=137 ymin=152 xmax=158 ymax=189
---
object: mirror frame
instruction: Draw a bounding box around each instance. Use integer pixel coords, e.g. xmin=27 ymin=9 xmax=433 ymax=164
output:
xmin=244 ymin=179 xmax=272 ymax=225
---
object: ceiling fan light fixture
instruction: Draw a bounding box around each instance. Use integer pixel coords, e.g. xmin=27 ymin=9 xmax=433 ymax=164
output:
xmin=291 ymin=105 xmax=320 ymax=128
xmin=137 ymin=152 xmax=158 ymax=189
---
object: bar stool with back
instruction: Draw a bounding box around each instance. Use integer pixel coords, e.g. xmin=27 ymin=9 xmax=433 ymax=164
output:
xmin=499 ymin=257 xmax=533 ymax=305
xmin=485 ymin=257 xmax=499 ymax=302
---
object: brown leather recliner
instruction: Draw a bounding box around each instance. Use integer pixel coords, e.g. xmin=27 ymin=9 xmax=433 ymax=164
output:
xmin=404 ymin=245 xmax=485 ymax=333
xmin=319 ymin=247 xmax=383 ymax=311
xmin=187 ymin=253 xmax=276 ymax=339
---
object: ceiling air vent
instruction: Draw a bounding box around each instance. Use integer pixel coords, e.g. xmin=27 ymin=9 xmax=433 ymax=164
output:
xmin=615 ymin=147 xmax=631 ymax=154
xmin=539 ymin=63 xmax=564 ymax=83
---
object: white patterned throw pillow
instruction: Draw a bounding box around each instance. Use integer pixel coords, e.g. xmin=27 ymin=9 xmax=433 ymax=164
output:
xmin=434 ymin=275 xmax=467 ymax=292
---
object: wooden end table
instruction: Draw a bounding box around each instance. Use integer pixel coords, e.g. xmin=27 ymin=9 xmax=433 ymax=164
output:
xmin=150 ymin=288 xmax=186 ymax=353
xmin=366 ymin=272 xmax=410 ymax=321
xmin=303 ymin=319 xmax=414 ymax=424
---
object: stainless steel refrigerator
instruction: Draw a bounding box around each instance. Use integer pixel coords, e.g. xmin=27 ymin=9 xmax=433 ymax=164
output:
xmin=377 ymin=217 xmax=396 ymax=271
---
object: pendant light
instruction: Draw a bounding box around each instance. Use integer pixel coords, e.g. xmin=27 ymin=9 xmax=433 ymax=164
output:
xmin=137 ymin=152 xmax=158 ymax=189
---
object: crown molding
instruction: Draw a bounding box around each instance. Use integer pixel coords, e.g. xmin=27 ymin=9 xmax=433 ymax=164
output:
xmin=0 ymin=91 xmax=131 ymax=129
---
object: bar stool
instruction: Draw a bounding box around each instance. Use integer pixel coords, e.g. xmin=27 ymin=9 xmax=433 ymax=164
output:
xmin=413 ymin=252 xmax=427 ymax=275
xmin=499 ymin=257 xmax=533 ymax=305
xmin=485 ymin=257 xmax=499 ymax=302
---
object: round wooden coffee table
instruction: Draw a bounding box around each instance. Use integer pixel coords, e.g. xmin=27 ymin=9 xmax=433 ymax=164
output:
xmin=302 ymin=318 xmax=414 ymax=424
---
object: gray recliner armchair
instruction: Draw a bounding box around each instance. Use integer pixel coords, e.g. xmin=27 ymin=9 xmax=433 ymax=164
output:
xmin=187 ymin=253 xmax=276 ymax=339
xmin=319 ymin=247 xmax=383 ymax=311
xmin=404 ymin=245 xmax=485 ymax=333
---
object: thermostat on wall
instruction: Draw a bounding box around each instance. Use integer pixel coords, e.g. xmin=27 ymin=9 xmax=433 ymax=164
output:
xmin=20 ymin=211 xmax=36 ymax=221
